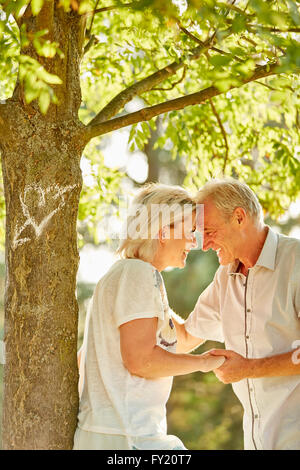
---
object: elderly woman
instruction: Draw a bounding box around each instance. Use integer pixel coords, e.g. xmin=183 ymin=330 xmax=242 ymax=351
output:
xmin=73 ymin=183 xmax=225 ymax=450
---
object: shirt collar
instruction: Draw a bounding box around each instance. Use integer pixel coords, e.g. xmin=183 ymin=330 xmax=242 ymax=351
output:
xmin=228 ymin=226 xmax=278 ymax=275
xmin=255 ymin=226 xmax=278 ymax=270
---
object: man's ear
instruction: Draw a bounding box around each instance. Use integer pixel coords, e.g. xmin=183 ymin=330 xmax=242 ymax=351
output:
xmin=234 ymin=207 xmax=246 ymax=226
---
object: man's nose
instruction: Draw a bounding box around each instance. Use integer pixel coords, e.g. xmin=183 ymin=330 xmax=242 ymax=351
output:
xmin=202 ymin=234 xmax=211 ymax=251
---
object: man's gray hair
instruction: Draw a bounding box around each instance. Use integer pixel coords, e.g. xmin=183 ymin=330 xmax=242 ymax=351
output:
xmin=196 ymin=178 xmax=264 ymax=226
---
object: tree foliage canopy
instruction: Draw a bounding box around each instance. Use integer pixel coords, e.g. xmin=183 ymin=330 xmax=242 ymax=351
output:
xmin=1 ymin=0 xmax=300 ymax=235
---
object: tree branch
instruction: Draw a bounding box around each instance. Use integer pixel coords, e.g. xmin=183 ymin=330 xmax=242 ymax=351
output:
xmin=83 ymin=61 xmax=281 ymax=143
xmin=151 ymin=65 xmax=187 ymax=91
xmin=93 ymin=3 xmax=135 ymax=15
xmin=84 ymin=34 xmax=98 ymax=54
xmin=226 ymin=17 xmax=300 ymax=34
xmin=81 ymin=2 xmax=136 ymax=17
xmin=85 ymin=0 xmax=100 ymax=38
xmin=209 ymin=98 xmax=229 ymax=175
xmin=217 ymin=2 xmax=256 ymax=18
xmin=87 ymin=22 xmax=236 ymax=129
xmin=87 ymin=39 xmax=215 ymax=127
xmin=177 ymin=22 xmax=243 ymax=62
xmin=247 ymin=25 xmax=300 ymax=33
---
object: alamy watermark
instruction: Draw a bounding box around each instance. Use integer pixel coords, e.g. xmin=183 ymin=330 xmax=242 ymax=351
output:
xmin=96 ymin=196 xmax=204 ymax=247
xmin=104 ymin=197 xmax=204 ymax=247
xmin=121 ymin=202 xmax=203 ymax=241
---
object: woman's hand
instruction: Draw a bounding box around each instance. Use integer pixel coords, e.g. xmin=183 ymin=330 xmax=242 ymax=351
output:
xmin=208 ymin=349 xmax=252 ymax=383
xmin=197 ymin=351 xmax=226 ymax=372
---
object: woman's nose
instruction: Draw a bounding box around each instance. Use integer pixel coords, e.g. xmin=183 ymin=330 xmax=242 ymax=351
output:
xmin=190 ymin=232 xmax=198 ymax=248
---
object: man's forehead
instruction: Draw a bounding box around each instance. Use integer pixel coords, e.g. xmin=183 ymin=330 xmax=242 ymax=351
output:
xmin=203 ymin=199 xmax=220 ymax=218
xmin=202 ymin=200 xmax=225 ymax=228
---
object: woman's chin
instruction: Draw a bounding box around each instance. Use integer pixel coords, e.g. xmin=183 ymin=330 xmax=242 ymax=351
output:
xmin=166 ymin=254 xmax=187 ymax=269
xmin=179 ymin=255 xmax=187 ymax=268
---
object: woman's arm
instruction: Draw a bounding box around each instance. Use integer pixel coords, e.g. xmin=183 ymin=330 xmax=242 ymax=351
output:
xmin=119 ymin=317 xmax=225 ymax=379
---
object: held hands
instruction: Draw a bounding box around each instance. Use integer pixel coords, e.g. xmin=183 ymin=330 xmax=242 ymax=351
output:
xmin=208 ymin=349 xmax=253 ymax=384
xmin=198 ymin=351 xmax=226 ymax=373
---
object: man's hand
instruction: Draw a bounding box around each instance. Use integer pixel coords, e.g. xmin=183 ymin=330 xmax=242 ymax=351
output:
xmin=209 ymin=349 xmax=253 ymax=384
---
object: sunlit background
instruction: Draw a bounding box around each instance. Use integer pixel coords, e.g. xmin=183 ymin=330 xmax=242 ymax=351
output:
xmin=78 ymin=126 xmax=300 ymax=284
xmin=0 ymin=0 xmax=300 ymax=449
xmin=0 ymin=122 xmax=299 ymax=450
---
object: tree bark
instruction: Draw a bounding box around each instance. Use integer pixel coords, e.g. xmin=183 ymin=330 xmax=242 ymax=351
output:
xmin=0 ymin=101 xmax=85 ymax=449
xmin=0 ymin=5 xmax=86 ymax=449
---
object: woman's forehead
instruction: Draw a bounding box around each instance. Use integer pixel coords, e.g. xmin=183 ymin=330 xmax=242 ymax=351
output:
xmin=173 ymin=211 xmax=196 ymax=228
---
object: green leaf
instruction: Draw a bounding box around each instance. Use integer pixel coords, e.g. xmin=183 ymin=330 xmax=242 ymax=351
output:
xmin=231 ymin=15 xmax=246 ymax=34
xmin=31 ymin=0 xmax=44 ymax=15
xmin=214 ymin=77 xmax=241 ymax=92
xmin=209 ymin=55 xmax=232 ymax=67
xmin=36 ymin=67 xmax=62 ymax=84
xmin=78 ymin=0 xmax=93 ymax=14
xmin=24 ymin=86 xmax=40 ymax=104
xmin=38 ymin=90 xmax=50 ymax=114
xmin=234 ymin=59 xmax=255 ymax=77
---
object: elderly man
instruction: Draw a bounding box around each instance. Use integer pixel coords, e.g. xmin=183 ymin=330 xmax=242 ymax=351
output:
xmin=175 ymin=178 xmax=300 ymax=450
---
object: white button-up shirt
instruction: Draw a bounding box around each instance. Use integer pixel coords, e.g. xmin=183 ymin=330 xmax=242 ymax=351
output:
xmin=185 ymin=227 xmax=300 ymax=450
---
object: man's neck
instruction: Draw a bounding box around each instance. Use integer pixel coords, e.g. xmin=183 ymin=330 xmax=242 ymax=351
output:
xmin=238 ymin=225 xmax=269 ymax=275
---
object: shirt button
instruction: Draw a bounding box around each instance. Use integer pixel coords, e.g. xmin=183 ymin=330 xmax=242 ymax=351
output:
xmin=255 ymin=414 xmax=259 ymax=419
xmin=247 ymin=308 xmax=251 ymax=312
xmin=246 ymin=335 xmax=249 ymax=339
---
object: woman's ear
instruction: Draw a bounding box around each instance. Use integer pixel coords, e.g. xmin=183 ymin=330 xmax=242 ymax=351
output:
xmin=158 ymin=227 xmax=167 ymax=244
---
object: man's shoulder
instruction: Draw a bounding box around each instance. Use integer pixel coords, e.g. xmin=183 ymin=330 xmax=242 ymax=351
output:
xmin=208 ymin=264 xmax=232 ymax=285
xmin=276 ymin=233 xmax=300 ymax=278
xmin=277 ymin=232 xmax=300 ymax=254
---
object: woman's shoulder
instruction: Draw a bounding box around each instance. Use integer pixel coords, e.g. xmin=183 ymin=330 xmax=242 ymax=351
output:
xmin=119 ymin=257 xmax=153 ymax=268
xmin=103 ymin=258 xmax=155 ymax=279
xmin=94 ymin=259 xmax=159 ymax=294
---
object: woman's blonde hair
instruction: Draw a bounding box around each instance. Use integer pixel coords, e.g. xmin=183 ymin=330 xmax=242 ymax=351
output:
xmin=117 ymin=183 xmax=195 ymax=262
xmin=196 ymin=178 xmax=263 ymax=226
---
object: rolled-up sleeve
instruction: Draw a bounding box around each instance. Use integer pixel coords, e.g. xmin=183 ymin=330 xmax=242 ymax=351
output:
xmin=185 ymin=269 xmax=224 ymax=343
xmin=295 ymin=281 xmax=300 ymax=319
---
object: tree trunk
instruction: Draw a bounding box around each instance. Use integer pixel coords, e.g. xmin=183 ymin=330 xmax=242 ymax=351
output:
xmin=0 ymin=101 xmax=84 ymax=449
xmin=0 ymin=4 xmax=87 ymax=449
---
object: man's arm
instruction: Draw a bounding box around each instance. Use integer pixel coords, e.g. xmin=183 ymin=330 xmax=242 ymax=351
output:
xmin=171 ymin=312 xmax=206 ymax=353
xmin=119 ymin=317 xmax=224 ymax=379
xmin=209 ymin=347 xmax=300 ymax=384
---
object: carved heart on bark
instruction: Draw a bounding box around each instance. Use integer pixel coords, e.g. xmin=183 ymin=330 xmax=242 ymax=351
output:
xmin=12 ymin=183 xmax=78 ymax=249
